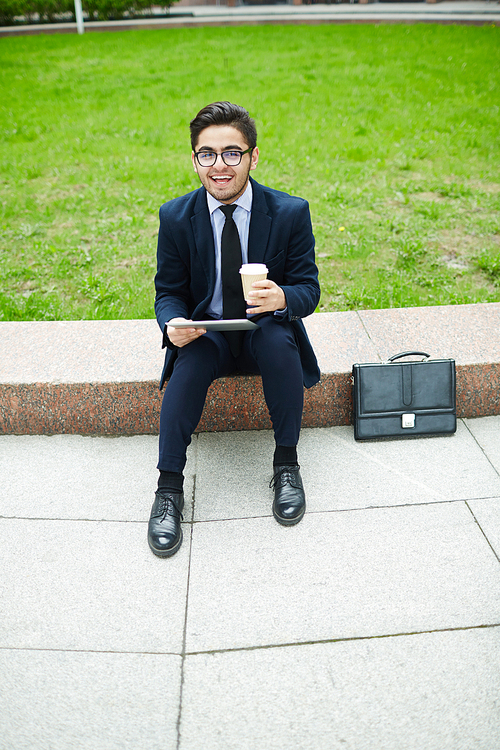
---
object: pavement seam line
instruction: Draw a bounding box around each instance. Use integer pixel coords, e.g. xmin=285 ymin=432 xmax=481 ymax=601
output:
xmin=0 ymin=646 xmax=182 ymax=655
xmin=175 ymin=473 xmax=196 ymax=750
xmin=184 ymin=622 xmax=500 ymax=657
xmin=463 ymin=418 xmax=500 ymax=479
xmin=2 ymin=623 xmax=499 ymax=657
xmin=0 ymin=515 xmax=194 ymax=523
xmin=465 ymin=500 xmax=500 ymax=565
xmin=185 ymin=497 xmax=500 ymax=525
xmin=6 ymin=495 xmax=500 ymax=524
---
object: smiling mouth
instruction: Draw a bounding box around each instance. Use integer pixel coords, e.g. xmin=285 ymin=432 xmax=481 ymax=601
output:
xmin=210 ymin=174 xmax=233 ymax=186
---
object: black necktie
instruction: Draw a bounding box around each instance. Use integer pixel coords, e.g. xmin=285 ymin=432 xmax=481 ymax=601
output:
xmin=220 ymin=204 xmax=246 ymax=357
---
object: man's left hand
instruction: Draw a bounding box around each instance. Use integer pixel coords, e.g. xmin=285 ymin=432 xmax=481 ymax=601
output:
xmin=246 ymin=279 xmax=286 ymax=315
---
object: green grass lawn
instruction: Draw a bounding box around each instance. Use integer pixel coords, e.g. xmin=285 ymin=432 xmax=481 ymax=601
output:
xmin=1 ymin=23 xmax=499 ymax=321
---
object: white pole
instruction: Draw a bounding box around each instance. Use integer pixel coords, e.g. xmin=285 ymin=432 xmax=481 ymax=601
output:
xmin=74 ymin=0 xmax=84 ymax=34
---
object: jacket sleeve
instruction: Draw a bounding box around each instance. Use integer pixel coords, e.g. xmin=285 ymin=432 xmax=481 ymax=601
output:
xmin=277 ymin=199 xmax=320 ymax=322
xmin=154 ymin=204 xmax=191 ymax=346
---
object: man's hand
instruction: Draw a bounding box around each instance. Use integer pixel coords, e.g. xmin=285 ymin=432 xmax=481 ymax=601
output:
xmin=246 ymin=280 xmax=286 ymax=315
xmin=167 ymin=318 xmax=206 ymax=348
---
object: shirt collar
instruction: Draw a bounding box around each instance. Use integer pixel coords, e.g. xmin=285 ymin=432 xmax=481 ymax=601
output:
xmin=206 ymin=180 xmax=253 ymax=216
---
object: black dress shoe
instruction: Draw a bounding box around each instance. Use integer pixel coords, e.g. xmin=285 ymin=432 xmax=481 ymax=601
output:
xmin=270 ymin=464 xmax=305 ymax=526
xmin=148 ymin=490 xmax=184 ymax=557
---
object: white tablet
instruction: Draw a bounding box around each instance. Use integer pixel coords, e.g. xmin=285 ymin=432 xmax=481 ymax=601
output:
xmin=168 ymin=319 xmax=259 ymax=331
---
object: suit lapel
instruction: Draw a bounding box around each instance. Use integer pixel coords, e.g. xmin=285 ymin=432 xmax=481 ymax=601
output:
xmin=248 ymin=178 xmax=272 ymax=263
xmin=190 ymin=187 xmax=216 ymax=291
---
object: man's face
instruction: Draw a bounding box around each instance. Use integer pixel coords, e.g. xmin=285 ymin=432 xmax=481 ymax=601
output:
xmin=191 ymin=125 xmax=259 ymax=204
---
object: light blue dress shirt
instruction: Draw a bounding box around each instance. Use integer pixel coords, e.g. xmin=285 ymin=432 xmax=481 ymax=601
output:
xmin=205 ymin=181 xmax=252 ymax=319
xmin=205 ymin=180 xmax=287 ymax=320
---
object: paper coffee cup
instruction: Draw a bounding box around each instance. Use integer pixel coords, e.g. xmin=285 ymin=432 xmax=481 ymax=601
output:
xmin=239 ymin=263 xmax=268 ymax=302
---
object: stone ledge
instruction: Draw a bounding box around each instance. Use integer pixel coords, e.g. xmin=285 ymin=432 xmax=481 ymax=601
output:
xmin=1 ymin=303 xmax=499 ymax=435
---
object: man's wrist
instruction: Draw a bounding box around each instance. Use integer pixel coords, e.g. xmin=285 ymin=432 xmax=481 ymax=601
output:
xmin=276 ymin=286 xmax=286 ymax=312
xmin=162 ymin=323 xmax=175 ymax=349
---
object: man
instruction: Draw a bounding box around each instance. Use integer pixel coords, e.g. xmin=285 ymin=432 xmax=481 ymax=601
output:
xmin=149 ymin=101 xmax=320 ymax=557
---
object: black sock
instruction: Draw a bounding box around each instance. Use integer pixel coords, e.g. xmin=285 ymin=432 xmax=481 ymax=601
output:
xmin=273 ymin=445 xmax=298 ymax=467
xmin=158 ymin=471 xmax=184 ymax=494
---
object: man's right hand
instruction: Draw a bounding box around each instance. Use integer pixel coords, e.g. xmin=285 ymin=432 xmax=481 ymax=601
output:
xmin=167 ymin=318 xmax=207 ymax=348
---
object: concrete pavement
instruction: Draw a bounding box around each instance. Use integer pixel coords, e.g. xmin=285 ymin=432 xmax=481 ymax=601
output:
xmin=1 ymin=1 xmax=499 ymax=36
xmin=1 ymin=415 xmax=500 ymax=749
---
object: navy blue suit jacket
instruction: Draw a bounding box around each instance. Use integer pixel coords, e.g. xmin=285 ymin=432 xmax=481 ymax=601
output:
xmin=155 ymin=177 xmax=321 ymax=389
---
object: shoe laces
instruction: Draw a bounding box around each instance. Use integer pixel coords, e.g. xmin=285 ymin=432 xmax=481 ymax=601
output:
xmin=269 ymin=464 xmax=301 ymax=490
xmin=156 ymin=491 xmax=184 ymax=522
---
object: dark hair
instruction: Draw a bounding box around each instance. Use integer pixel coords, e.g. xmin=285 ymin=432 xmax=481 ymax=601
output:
xmin=190 ymin=101 xmax=257 ymax=151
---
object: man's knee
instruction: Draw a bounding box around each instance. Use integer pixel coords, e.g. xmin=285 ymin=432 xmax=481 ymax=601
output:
xmin=173 ymin=332 xmax=229 ymax=380
xmin=252 ymin=317 xmax=298 ymax=356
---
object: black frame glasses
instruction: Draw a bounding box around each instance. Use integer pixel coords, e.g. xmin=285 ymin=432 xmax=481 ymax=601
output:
xmin=194 ymin=147 xmax=253 ymax=168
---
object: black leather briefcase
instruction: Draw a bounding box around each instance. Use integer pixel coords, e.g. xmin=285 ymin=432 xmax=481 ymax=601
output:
xmin=352 ymin=351 xmax=457 ymax=441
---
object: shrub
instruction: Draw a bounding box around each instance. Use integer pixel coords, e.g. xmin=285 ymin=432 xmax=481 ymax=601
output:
xmin=0 ymin=0 xmax=176 ymax=24
xmin=0 ymin=0 xmax=25 ymax=24
xmin=23 ymin=0 xmax=75 ymax=22
xmin=83 ymin=0 xmax=131 ymax=21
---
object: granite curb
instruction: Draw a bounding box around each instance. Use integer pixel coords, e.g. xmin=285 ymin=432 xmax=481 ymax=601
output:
xmin=1 ymin=303 xmax=499 ymax=435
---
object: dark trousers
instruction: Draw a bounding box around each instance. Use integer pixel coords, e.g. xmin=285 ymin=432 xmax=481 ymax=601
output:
xmin=158 ymin=315 xmax=304 ymax=473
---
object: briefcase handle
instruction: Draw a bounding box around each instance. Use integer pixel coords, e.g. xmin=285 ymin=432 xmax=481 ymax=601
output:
xmin=386 ymin=351 xmax=430 ymax=363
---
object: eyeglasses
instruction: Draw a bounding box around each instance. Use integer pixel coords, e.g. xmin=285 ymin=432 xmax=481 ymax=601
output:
xmin=194 ymin=147 xmax=253 ymax=168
